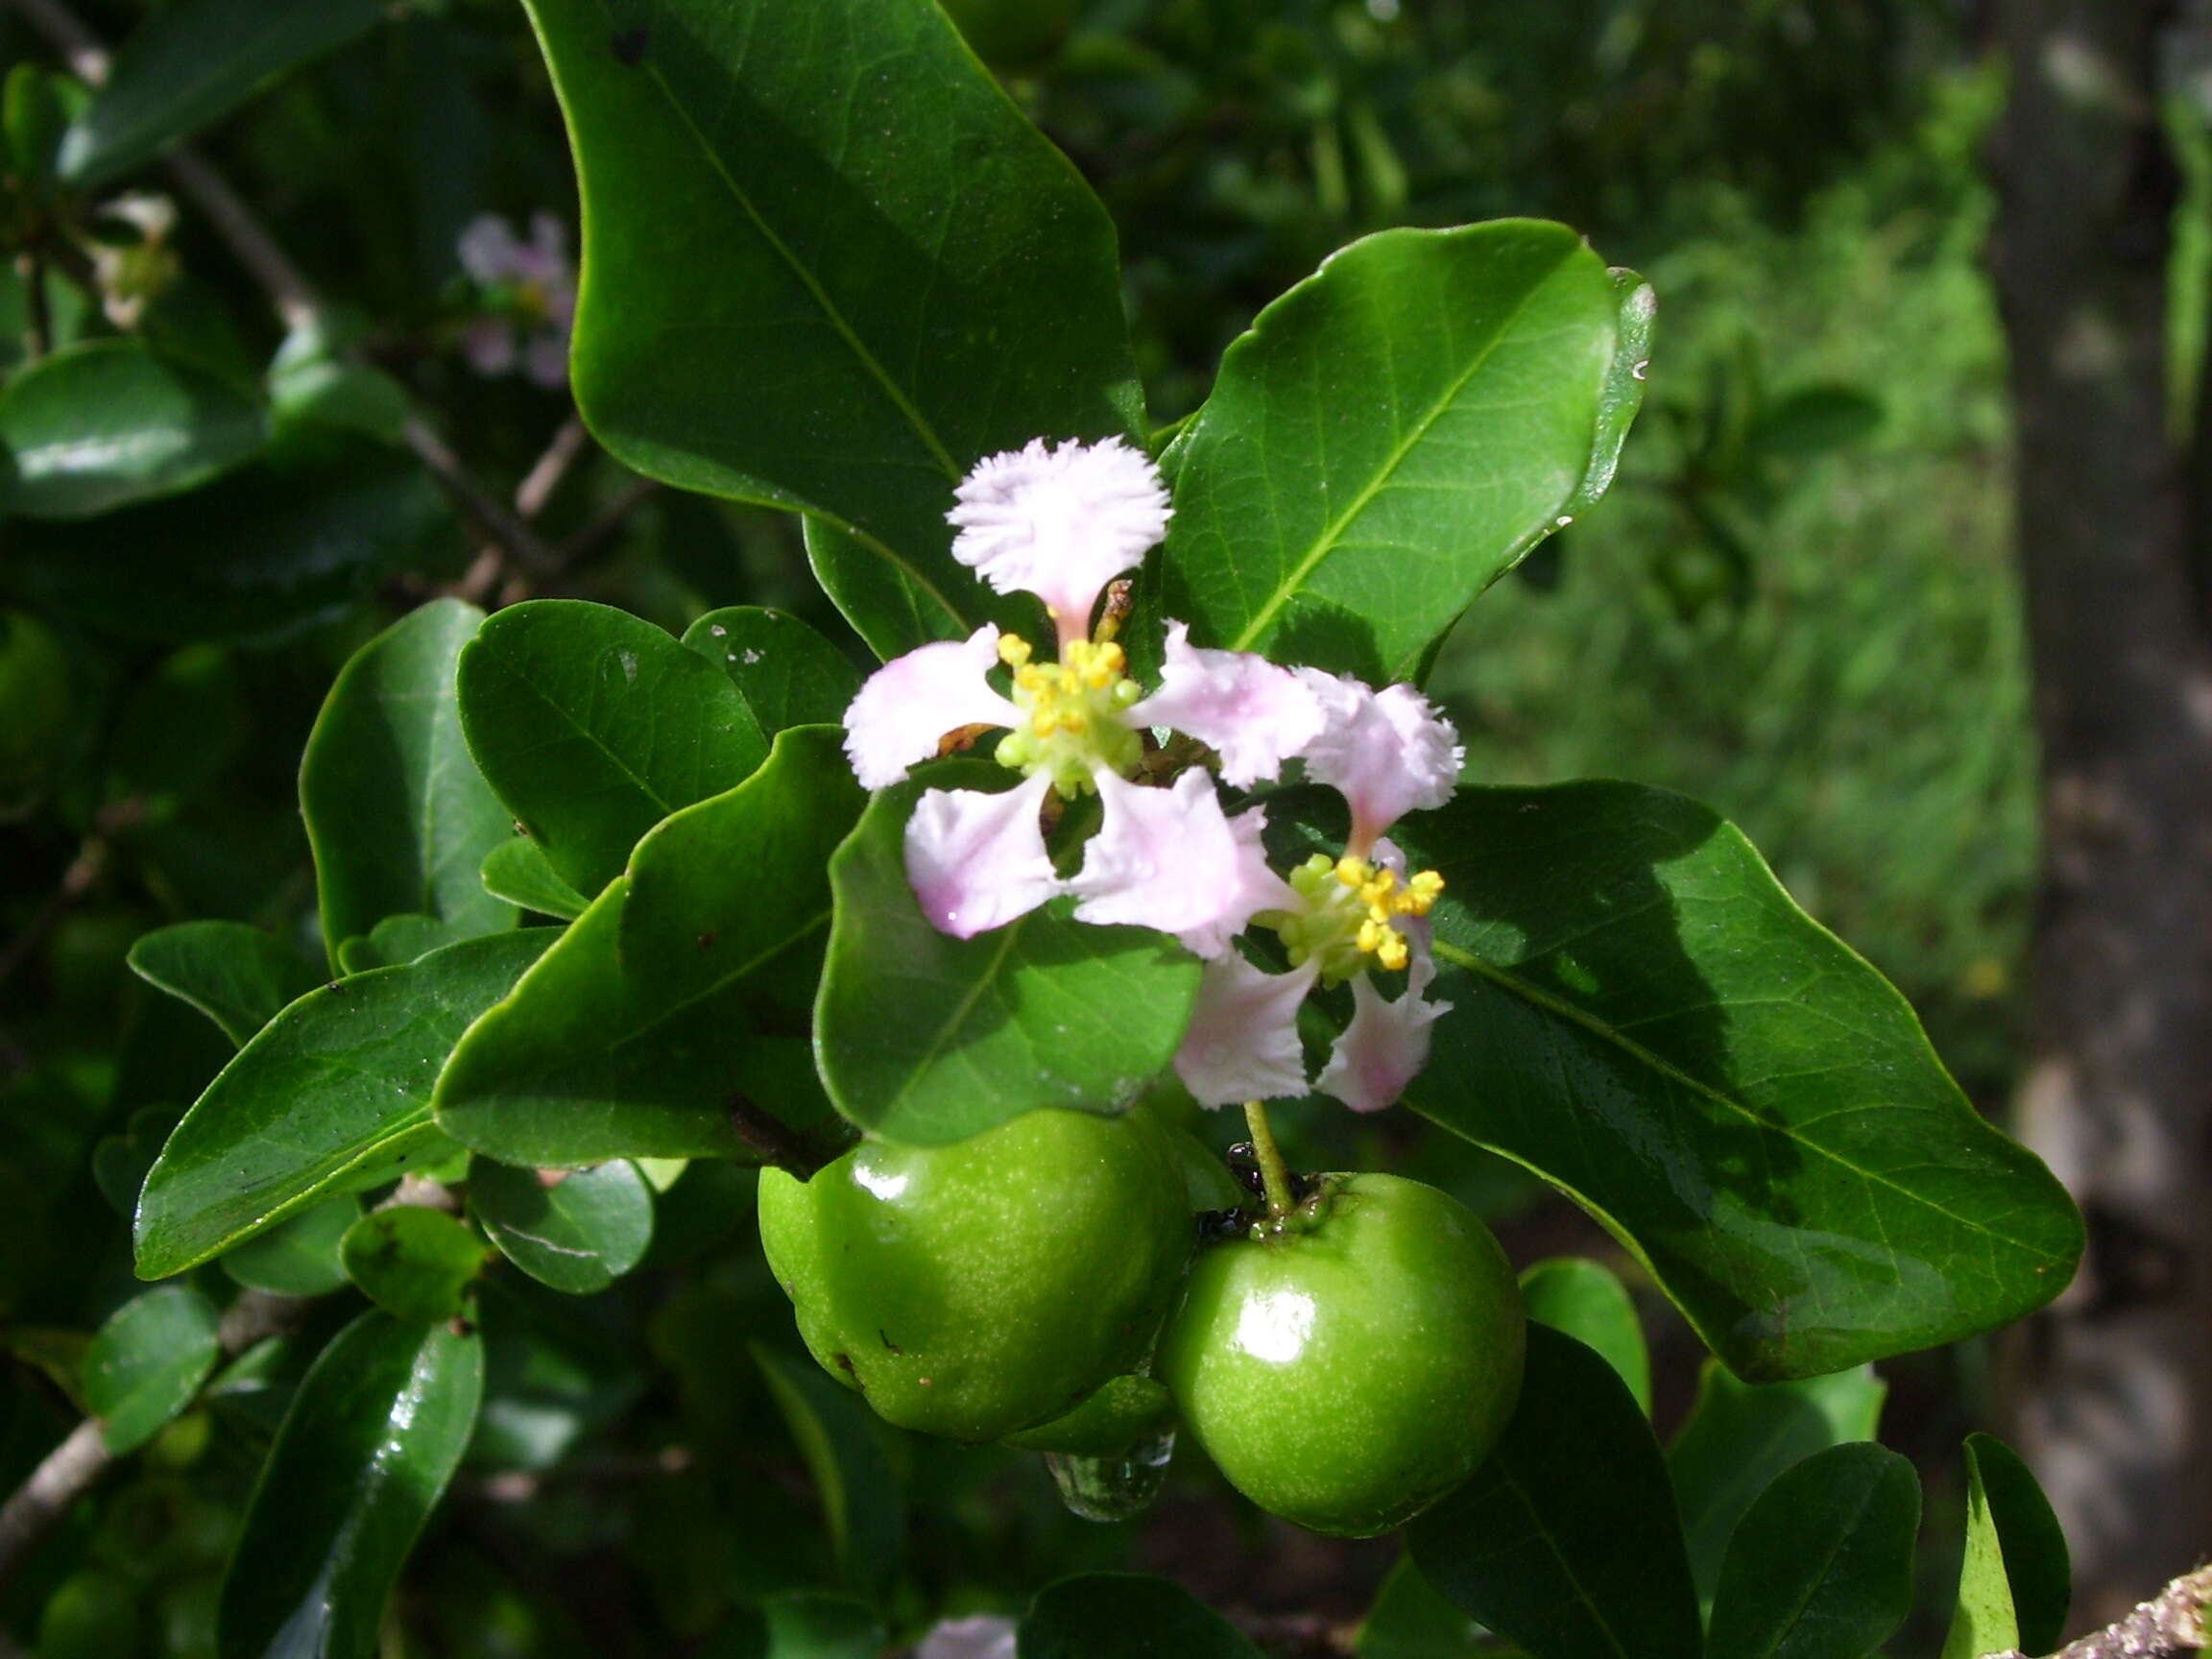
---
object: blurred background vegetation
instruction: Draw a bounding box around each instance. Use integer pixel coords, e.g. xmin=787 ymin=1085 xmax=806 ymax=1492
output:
xmin=0 ymin=0 xmax=2106 ymax=1652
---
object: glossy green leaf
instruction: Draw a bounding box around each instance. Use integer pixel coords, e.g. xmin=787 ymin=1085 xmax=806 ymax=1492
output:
xmin=1408 ymin=1325 xmax=1700 ymax=1659
xmin=1385 ymin=781 xmax=2082 ymax=1379
xmin=134 ymin=929 xmax=555 ymax=1280
xmin=803 ymin=518 xmax=956 ymax=665
xmin=216 ymin=1312 xmax=483 ymax=1659
xmin=1020 ymin=1575 xmax=1262 ymax=1659
xmin=437 ymin=727 xmax=864 ymax=1165
xmin=683 ymin=607 xmax=864 ymax=735
xmin=1148 ymin=223 xmax=1644 ymax=683
xmin=127 ymin=921 xmax=324 ymax=1046
xmin=219 ymin=1195 xmax=359 ymax=1296
xmin=84 ymin=1286 xmax=221 ymax=1454
xmin=340 ymin=1207 xmax=485 ymax=1323
xmin=1940 ymin=1433 xmax=2069 ymax=1659
xmin=480 ymin=837 xmax=589 ymax=921
xmin=1357 ymin=1554 xmax=1485 ymax=1659
xmin=59 ymin=0 xmax=379 ymax=187
xmin=3 ymin=430 xmax=454 ymax=643
xmin=753 ymin=1343 xmax=902 ymax=1600
xmin=301 ymin=597 xmax=517 ymax=968
xmin=0 ymin=340 xmax=263 ymax=520
xmin=815 ymin=761 xmax=1204 ymax=1143
xmin=524 ymin=0 xmax=1142 ymax=655
xmin=1706 ymin=1443 xmax=1919 ymax=1659
xmin=1519 ymin=1256 xmax=1649 ymax=1413
xmin=472 ymin=1159 xmax=654 ymax=1294
xmin=1667 ymin=1361 xmax=1886 ymax=1601
xmin=456 ymin=599 xmax=768 ymax=899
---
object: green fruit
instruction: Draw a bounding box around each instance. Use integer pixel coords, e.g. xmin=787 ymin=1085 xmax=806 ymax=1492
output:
xmin=1003 ymin=1374 xmax=1174 ymax=1457
xmin=1159 ymin=1172 xmax=1525 ymax=1537
xmin=757 ymin=1107 xmax=1191 ymax=1442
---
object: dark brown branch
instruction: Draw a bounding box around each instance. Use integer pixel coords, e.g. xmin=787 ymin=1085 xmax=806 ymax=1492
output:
xmin=552 ymin=475 xmax=661 ymax=570
xmin=728 ymin=1095 xmax=854 ymax=1180
xmin=401 ymin=416 xmax=563 ymax=578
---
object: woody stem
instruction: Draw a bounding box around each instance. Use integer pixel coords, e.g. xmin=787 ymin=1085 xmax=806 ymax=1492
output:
xmin=1241 ymin=1101 xmax=1296 ymax=1219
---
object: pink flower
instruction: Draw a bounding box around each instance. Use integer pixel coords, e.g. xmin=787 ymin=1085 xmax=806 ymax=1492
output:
xmin=842 ymin=439 xmax=1315 ymax=950
xmin=949 ymin=436 xmax=1170 ymax=651
xmin=1292 ymin=670 xmax=1461 ymax=854
xmin=457 ymin=211 xmax=576 ymax=390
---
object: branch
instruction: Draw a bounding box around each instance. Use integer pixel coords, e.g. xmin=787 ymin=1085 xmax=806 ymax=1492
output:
xmin=401 ymin=416 xmax=562 ymax=577
xmin=0 ymin=1420 xmax=108 ymax=1598
xmin=1984 ymin=1564 xmax=2212 ymax=1659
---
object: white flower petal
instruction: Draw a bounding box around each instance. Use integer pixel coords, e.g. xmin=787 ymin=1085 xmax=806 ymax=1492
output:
xmin=1174 ymin=955 xmax=1319 ymax=1106
xmin=948 ymin=437 xmax=1170 ymax=643
xmin=842 ymin=625 xmax=1022 ymax=789
xmin=1129 ymin=621 xmax=1324 ymax=786
xmin=1315 ymin=970 xmax=1451 ymax=1114
xmin=1068 ymin=769 xmax=1237 ymax=936
xmin=1292 ymin=670 xmax=1462 ymax=850
xmin=1174 ymin=805 xmax=1299 ymax=959
xmin=457 ymin=213 xmax=520 ymax=283
xmin=903 ymin=771 xmax=1061 ymax=938
xmin=918 ymin=1615 xmax=1020 ymax=1659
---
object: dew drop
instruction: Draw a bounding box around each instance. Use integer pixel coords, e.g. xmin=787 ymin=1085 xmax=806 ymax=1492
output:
xmin=1629 ymin=359 xmax=1649 ymax=380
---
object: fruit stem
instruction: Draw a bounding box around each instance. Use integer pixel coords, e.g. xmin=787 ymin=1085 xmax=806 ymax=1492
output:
xmin=1241 ymin=1101 xmax=1296 ymax=1219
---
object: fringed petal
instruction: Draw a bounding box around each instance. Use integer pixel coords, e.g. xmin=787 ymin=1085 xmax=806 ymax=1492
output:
xmin=1175 ymin=805 xmax=1300 ymax=959
xmin=1292 ymin=670 xmax=1463 ymax=853
xmin=948 ymin=437 xmax=1170 ymax=646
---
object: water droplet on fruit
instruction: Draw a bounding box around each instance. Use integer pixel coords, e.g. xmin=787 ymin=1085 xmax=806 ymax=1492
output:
xmin=1045 ymin=1430 xmax=1175 ymax=1522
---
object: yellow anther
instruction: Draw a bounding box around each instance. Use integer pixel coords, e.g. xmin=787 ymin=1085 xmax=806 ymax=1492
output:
xmin=998 ymin=634 xmax=1034 ymax=668
xmin=1334 ymin=856 xmax=1367 ymax=889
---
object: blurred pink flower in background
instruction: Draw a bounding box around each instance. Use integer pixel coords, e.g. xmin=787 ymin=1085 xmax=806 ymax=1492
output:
xmin=456 ymin=210 xmax=576 ymax=389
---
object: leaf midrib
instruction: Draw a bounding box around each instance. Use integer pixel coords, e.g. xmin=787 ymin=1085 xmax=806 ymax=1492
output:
xmin=1227 ymin=240 xmax=1578 ymax=653
xmin=591 ymin=0 xmax=960 ymax=483
xmin=1432 ymin=937 xmax=2058 ymax=1259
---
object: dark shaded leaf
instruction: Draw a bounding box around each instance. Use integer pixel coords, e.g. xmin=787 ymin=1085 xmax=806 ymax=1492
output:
xmin=1519 ymin=1256 xmax=1650 ymax=1413
xmin=301 ymin=597 xmax=516 ymax=968
xmin=1668 ymin=1360 xmax=1886 ymax=1602
xmin=472 ymin=1159 xmax=654 ymax=1294
xmin=815 ymin=760 xmax=1202 ymax=1143
xmin=84 ymin=1285 xmax=221 ymax=1453
xmin=1706 ymin=1443 xmax=1919 ymax=1659
xmin=216 ymin=1313 xmax=482 ymax=1659
xmin=683 ymin=606 xmax=864 ymax=735
xmin=0 ymin=339 xmax=263 ymax=519
xmin=1020 ymin=1574 xmax=1262 ymax=1659
xmin=1939 ymin=1433 xmax=2070 ymax=1659
xmin=127 ymin=921 xmax=323 ymax=1046
xmin=340 ymin=1207 xmax=486 ymax=1323
xmin=1408 ymin=1325 xmax=1700 ymax=1659
xmin=457 ymin=599 xmax=768 ymax=899
xmin=523 ymin=0 xmax=1142 ymax=656
xmin=1387 ymin=781 xmax=2082 ymax=1380
xmin=753 ymin=1343 xmax=902 ymax=1600
xmin=437 ymin=727 xmax=863 ymax=1165
xmin=219 ymin=1194 xmax=359 ymax=1296
xmin=59 ymin=0 xmax=381 ymax=189
xmin=134 ymin=930 xmax=555 ymax=1279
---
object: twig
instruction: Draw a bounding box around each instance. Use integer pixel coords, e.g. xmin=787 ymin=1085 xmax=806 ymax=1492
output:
xmin=15 ymin=252 xmax=50 ymax=360
xmin=6 ymin=0 xmax=105 ymax=78
xmin=515 ymin=414 xmax=589 ymax=520
xmin=728 ymin=1095 xmax=854 ymax=1180
xmin=1984 ymin=1564 xmax=2212 ymax=1658
xmin=553 ymin=475 xmax=661 ymax=569
xmin=0 ymin=799 xmax=139 ymax=995
xmin=0 ymin=1420 xmax=108 ymax=1598
xmin=402 ymin=416 xmax=562 ymax=577
xmin=157 ymin=148 xmax=317 ymax=333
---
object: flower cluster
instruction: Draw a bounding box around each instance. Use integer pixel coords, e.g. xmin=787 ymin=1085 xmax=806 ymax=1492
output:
xmin=455 ymin=211 xmax=577 ymax=390
xmin=840 ymin=437 xmax=1461 ymax=1115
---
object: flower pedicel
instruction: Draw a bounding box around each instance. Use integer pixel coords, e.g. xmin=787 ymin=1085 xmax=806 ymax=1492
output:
xmin=839 ymin=435 xmax=1459 ymax=1116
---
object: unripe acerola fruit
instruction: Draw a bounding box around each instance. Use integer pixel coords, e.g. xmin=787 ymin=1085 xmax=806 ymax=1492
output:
xmin=1158 ymin=1171 xmax=1525 ymax=1537
xmin=757 ymin=1106 xmax=1190 ymax=1442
